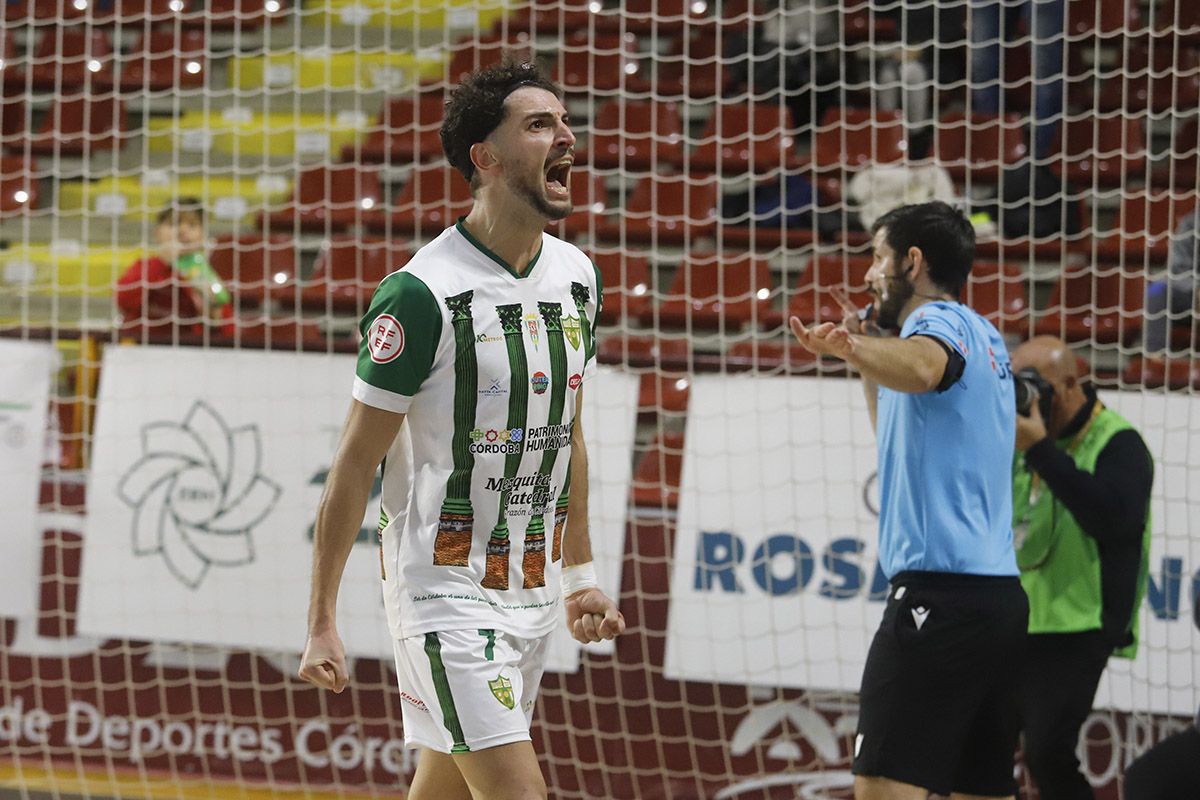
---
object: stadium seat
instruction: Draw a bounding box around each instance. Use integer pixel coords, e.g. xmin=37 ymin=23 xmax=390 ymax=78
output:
xmin=786 ymin=254 xmax=873 ymax=326
xmin=1048 ymin=116 xmax=1147 ymax=187
xmin=301 ymin=237 xmax=411 ymax=313
xmin=435 ymin=32 xmax=533 ymax=88
xmin=963 ymin=261 xmax=1031 ymax=337
xmin=720 ymin=172 xmax=817 ymax=249
xmin=184 ymin=0 xmax=289 ymax=31
xmin=631 ymin=432 xmax=685 ymax=510
xmin=647 ymin=251 xmax=775 ymax=331
xmin=581 ymin=99 xmax=684 ymax=170
xmin=263 ymin=165 xmax=386 ymax=233
xmin=1122 ymin=355 xmax=1200 ymax=390
xmin=553 ymin=32 xmax=640 ymax=93
xmin=504 ymin=0 xmax=614 ymax=36
xmin=1096 ymin=45 xmax=1200 ymax=113
xmin=934 ymin=112 xmax=1028 ymax=182
xmin=27 ymin=96 xmax=127 ymax=156
xmin=1151 ymin=117 xmax=1199 ymax=190
xmin=1156 ymin=0 xmax=1200 ymax=43
xmin=0 ymin=155 xmax=38 ymax=215
xmin=596 ymin=333 xmax=692 ymax=370
xmin=1094 ymin=190 xmax=1198 ymax=263
xmin=26 ymin=29 xmax=115 ymax=90
xmin=1033 ymin=267 xmax=1146 ymax=345
xmin=379 ymin=163 xmax=473 ymax=237
xmin=724 ymin=339 xmax=820 ymax=374
xmin=810 ymin=107 xmax=906 ymax=170
xmin=350 ymin=94 xmax=446 ymax=163
xmin=600 ymin=172 xmax=720 ymax=244
xmin=544 ymin=166 xmax=609 ymax=239
xmin=690 ymin=103 xmax=800 ymax=175
xmin=0 ymin=92 xmax=25 ymax=148
xmin=114 ymin=30 xmax=207 ymax=91
xmin=229 ymin=317 xmax=326 ymax=349
xmin=1067 ymin=0 xmax=1142 ymax=38
xmin=208 ymin=234 xmax=298 ymax=308
xmin=628 ymin=27 xmax=729 ymax=99
xmin=620 ymin=0 xmax=710 ymax=34
xmin=843 ymin=3 xmax=900 ymax=42
xmin=93 ymin=0 xmax=197 ymax=24
xmin=589 ymin=249 xmax=653 ymax=326
xmin=637 ymin=372 xmax=690 ymax=419
xmin=4 ymin=0 xmax=88 ymax=22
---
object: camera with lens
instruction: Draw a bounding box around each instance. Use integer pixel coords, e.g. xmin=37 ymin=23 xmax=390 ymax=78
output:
xmin=1014 ymin=368 xmax=1055 ymax=419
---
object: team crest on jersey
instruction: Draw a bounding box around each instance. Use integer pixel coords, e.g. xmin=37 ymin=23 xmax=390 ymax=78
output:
xmin=562 ymin=315 xmax=582 ymax=350
xmin=367 ymin=314 xmax=405 ymax=363
xmin=524 ymin=312 xmax=540 ymax=349
xmin=488 ymin=675 xmax=515 ymax=710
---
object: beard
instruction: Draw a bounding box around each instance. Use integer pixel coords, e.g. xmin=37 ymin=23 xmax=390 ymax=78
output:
xmin=875 ymin=276 xmax=914 ymax=331
xmin=508 ymin=169 xmax=573 ymax=221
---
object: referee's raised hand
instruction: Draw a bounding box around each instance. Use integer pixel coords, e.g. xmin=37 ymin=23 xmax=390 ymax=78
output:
xmin=830 ymin=286 xmax=881 ymax=337
xmin=789 ymin=316 xmax=855 ymax=360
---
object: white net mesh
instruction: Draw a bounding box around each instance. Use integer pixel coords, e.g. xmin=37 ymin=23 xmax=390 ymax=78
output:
xmin=1 ymin=1 xmax=1198 ymax=798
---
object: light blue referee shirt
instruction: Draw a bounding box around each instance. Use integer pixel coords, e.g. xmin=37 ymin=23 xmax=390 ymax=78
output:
xmin=875 ymin=301 xmax=1019 ymax=579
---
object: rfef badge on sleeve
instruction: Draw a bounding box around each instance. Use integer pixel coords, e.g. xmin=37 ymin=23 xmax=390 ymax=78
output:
xmin=367 ymin=314 xmax=405 ymax=363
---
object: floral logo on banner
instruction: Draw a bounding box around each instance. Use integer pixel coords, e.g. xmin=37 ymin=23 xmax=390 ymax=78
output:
xmin=117 ymin=401 xmax=281 ymax=589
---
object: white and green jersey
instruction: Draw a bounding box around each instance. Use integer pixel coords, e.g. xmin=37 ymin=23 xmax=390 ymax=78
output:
xmin=353 ymin=221 xmax=601 ymax=641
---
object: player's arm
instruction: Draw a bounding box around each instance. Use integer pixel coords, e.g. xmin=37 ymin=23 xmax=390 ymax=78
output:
xmin=561 ymin=387 xmax=625 ymax=644
xmin=300 ymin=400 xmax=405 ymax=693
xmin=844 ymin=334 xmax=951 ymax=394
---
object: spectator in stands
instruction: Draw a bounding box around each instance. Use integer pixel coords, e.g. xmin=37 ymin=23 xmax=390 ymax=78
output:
xmin=847 ymin=129 xmax=957 ymax=231
xmin=1143 ymin=207 xmax=1199 ymax=358
xmin=115 ymin=197 xmax=233 ymax=337
xmin=970 ymin=0 xmax=1066 ymax=159
xmin=1010 ymin=335 xmax=1153 ymax=800
xmin=1122 ymin=594 xmax=1200 ymax=799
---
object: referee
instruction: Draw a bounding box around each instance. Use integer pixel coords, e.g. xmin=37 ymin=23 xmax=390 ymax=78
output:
xmin=791 ymin=201 xmax=1027 ymax=799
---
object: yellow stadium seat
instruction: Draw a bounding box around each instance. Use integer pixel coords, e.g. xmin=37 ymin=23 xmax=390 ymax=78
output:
xmin=0 ymin=242 xmax=141 ymax=299
xmin=306 ymin=0 xmax=509 ymax=30
xmin=56 ymin=174 xmax=292 ymax=225
xmin=229 ymin=49 xmax=444 ymax=91
xmin=146 ymin=110 xmax=369 ymax=158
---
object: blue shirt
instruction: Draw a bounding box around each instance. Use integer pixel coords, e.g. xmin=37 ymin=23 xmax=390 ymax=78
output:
xmin=875 ymin=301 xmax=1019 ymax=579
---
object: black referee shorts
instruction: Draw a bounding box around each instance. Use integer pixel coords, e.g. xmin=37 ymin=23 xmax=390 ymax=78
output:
xmin=853 ymin=570 xmax=1029 ymax=797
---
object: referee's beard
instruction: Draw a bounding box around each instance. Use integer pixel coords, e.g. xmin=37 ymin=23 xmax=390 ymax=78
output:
xmin=876 ymin=276 xmax=914 ymax=330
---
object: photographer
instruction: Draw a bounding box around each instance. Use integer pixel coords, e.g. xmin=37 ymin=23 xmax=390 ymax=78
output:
xmin=1010 ymin=335 xmax=1154 ymax=800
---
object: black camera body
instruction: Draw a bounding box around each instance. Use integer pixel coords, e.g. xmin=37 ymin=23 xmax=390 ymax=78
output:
xmin=1014 ymin=368 xmax=1055 ymax=420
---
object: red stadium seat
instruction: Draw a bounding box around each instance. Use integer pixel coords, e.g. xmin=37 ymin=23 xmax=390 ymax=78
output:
xmin=811 ymin=108 xmax=906 ymax=170
xmin=229 ymin=317 xmax=326 ymax=349
xmin=545 ymin=166 xmax=609 ymax=239
xmin=787 ymin=254 xmax=873 ymax=326
xmin=115 ymin=30 xmax=207 ymax=91
xmin=504 ymin=0 xmax=614 ymax=36
xmin=1151 ymin=117 xmax=1199 ymax=190
xmin=1096 ymin=45 xmax=1200 ymax=113
xmin=27 ymin=96 xmax=127 ymax=156
xmin=25 ymin=29 xmax=114 ymax=90
xmin=1122 ymin=355 xmax=1200 ymax=390
xmin=4 ymin=0 xmax=88 ymax=22
xmin=628 ymin=27 xmax=729 ymax=99
xmin=1067 ymin=0 xmax=1143 ymax=38
xmin=690 ymin=103 xmax=799 ymax=175
xmin=1156 ymin=0 xmax=1200 ymax=43
xmin=301 ymin=237 xmax=411 ymax=314
xmin=581 ymin=99 xmax=685 ymax=170
xmin=596 ymin=333 xmax=692 ymax=369
xmin=184 ymin=0 xmax=288 ymax=31
xmin=620 ymin=0 xmax=710 ymax=34
xmin=648 ymin=251 xmax=775 ymax=330
xmin=1094 ymin=190 xmax=1197 ymax=263
xmin=600 ymin=172 xmax=720 ymax=244
xmin=0 ymin=155 xmax=38 ymax=215
xmin=588 ymin=249 xmax=653 ymax=326
xmin=553 ymin=32 xmax=641 ymax=93
xmin=263 ymin=165 xmax=386 ymax=233
xmin=1033 ymin=267 xmax=1146 ymax=345
xmin=843 ymin=3 xmax=900 ymax=42
xmin=935 ymin=112 xmax=1028 ymax=182
xmin=0 ymin=92 xmax=26 ymax=149
xmin=350 ymin=94 xmax=446 ymax=163
xmin=208 ymin=234 xmax=298 ymax=307
xmin=637 ymin=372 xmax=690 ymax=418
xmin=631 ymin=432 xmax=685 ymax=510
xmin=433 ymin=32 xmax=533 ymax=88
xmin=381 ymin=163 xmax=473 ymax=237
xmin=963 ymin=261 xmax=1030 ymax=336
xmin=724 ymin=339 xmax=820 ymax=374
xmin=1048 ymin=116 xmax=1147 ymax=187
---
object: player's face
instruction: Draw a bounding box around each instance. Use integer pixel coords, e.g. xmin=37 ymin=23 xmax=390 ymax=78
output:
xmin=489 ymin=87 xmax=576 ymax=221
xmin=866 ymin=226 xmax=913 ymax=330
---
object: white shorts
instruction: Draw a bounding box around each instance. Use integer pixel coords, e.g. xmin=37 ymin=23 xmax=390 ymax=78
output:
xmin=391 ymin=628 xmax=551 ymax=754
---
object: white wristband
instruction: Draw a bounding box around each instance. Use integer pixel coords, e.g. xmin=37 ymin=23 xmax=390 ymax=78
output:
xmin=561 ymin=562 xmax=599 ymax=596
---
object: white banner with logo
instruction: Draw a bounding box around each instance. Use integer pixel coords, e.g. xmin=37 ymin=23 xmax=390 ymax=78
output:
xmin=665 ymin=375 xmax=1200 ymax=716
xmin=78 ymin=346 xmax=636 ymax=673
xmin=0 ymin=340 xmax=57 ymax=618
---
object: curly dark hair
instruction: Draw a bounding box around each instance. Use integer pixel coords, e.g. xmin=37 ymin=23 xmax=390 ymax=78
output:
xmin=440 ymin=60 xmax=562 ymax=186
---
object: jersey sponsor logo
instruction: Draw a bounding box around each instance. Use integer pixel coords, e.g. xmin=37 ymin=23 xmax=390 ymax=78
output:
xmin=524 ymin=312 xmax=540 ymax=349
xmin=488 ymin=675 xmax=515 ymax=710
xmin=479 ymin=377 xmax=507 ymax=397
xmin=562 ymin=315 xmax=582 ymax=350
xmin=475 ymin=331 xmax=502 ymax=344
xmin=524 ymin=423 xmax=571 ymax=452
xmin=531 ymin=372 xmax=549 ymax=394
xmin=568 ymin=373 xmax=582 ymax=390
xmin=399 ymin=691 xmax=429 ymax=713
xmin=483 ymin=473 xmax=556 ymax=515
xmin=367 ymin=314 xmax=405 ymax=363
xmin=468 ymin=428 xmax=524 ymax=454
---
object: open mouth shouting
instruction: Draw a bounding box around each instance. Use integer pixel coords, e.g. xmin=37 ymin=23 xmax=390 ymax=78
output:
xmin=544 ymin=156 xmax=572 ymax=200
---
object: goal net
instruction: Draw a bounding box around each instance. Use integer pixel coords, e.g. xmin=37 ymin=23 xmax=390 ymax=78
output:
xmin=1 ymin=1 xmax=1197 ymax=798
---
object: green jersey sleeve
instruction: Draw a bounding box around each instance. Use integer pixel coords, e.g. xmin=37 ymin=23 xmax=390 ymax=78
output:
xmin=353 ymin=271 xmax=443 ymax=413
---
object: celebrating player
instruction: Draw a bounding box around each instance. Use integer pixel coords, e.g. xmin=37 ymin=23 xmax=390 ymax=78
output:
xmin=791 ymin=201 xmax=1027 ymax=800
xmin=298 ymin=62 xmax=623 ymax=800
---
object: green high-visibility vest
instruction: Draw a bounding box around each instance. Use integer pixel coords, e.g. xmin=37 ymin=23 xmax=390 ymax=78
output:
xmin=1012 ymin=404 xmax=1152 ymax=659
